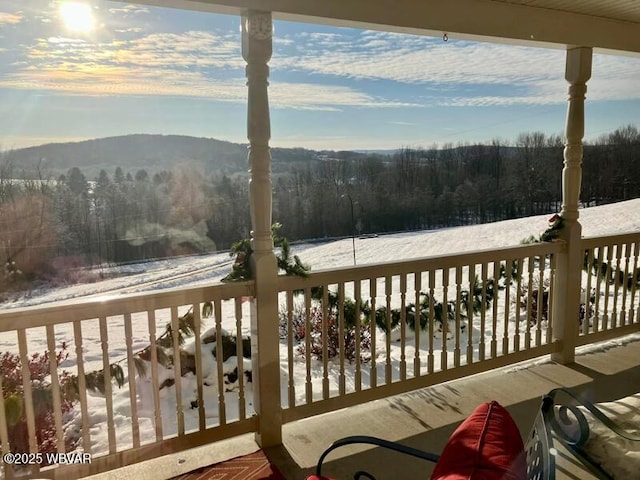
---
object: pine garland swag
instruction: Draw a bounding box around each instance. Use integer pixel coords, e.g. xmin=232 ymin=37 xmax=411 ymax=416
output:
xmin=311 ymin=271 xmax=505 ymax=335
xmin=221 ymin=223 xmax=310 ymax=282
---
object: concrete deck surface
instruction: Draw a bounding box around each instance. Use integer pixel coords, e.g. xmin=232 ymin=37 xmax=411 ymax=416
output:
xmin=269 ymin=334 xmax=640 ymax=480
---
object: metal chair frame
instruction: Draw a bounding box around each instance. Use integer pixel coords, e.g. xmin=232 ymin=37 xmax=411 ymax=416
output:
xmin=314 ymin=388 xmax=640 ymax=480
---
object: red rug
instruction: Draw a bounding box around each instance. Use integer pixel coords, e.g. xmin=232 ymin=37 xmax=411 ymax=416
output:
xmin=172 ymin=450 xmax=286 ymax=480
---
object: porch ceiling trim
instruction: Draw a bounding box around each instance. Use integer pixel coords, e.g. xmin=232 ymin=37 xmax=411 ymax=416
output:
xmin=126 ymin=0 xmax=640 ymax=55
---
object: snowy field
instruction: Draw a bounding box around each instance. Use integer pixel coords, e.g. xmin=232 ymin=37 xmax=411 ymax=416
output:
xmin=1 ymin=199 xmax=639 ymax=460
xmin=3 ymin=199 xmax=639 ymax=310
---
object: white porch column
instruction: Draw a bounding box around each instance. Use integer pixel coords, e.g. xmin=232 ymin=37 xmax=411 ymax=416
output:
xmin=241 ymin=11 xmax=282 ymax=446
xmin=551 ymin=46 xmax=592 ymax=364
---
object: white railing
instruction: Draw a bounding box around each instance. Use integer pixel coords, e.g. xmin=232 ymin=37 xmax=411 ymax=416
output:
xmin=580 ymin=232 xmax=640 ymax=344
xmin=0 ymin=281 xmax=255 ymax=480
xmin=1 ymin=233 xmax=639 ymax=478
xmin=277 ymin=242 xmax=563 ymax=422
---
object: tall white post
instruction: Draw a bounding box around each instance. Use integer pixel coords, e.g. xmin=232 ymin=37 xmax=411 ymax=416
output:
xmin=242 ymin=10 xmax=282 ymax=446
xmin=551 ymin=46 xmax=592 ymax=364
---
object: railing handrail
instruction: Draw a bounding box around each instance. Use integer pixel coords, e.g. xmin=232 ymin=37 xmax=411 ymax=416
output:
xmin=582 ymin=231 xmax=640 ymax=248
xmin=0 ymin=280 xmax=255 ymax=332
xmin=278 ymin=241 xmax=564 ymax=290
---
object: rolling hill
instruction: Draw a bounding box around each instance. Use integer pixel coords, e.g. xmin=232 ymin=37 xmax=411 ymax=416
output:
xmin=2 ymin=134 xmax=321 ymax=178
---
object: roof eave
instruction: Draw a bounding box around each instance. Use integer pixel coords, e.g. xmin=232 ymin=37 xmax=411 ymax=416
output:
xmin=123 ymin=0 xmax=640 ymax=55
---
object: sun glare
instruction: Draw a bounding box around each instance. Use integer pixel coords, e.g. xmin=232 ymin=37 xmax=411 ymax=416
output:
xmin=59 ymin=2 xmax=95 ymax=33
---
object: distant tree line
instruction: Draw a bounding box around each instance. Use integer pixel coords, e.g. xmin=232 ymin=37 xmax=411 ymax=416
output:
xmin=273 ymin=126 xmax=639 ymax=240
xmin=0 ymin=125 xmax=638 ymax=286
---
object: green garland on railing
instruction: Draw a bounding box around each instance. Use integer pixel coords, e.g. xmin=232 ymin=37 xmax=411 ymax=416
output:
xmin=221 ymin=223 xmax=310 ymax=282
xmin=522 ymin=213 xmax=640 ymax=292
xmin=521 ymin=213 xmax=565 ymax=244
xmin=311 ymin=271 xmax=506 ymax=335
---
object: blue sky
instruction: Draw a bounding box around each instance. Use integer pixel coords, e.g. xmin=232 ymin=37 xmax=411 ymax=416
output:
xmin=1 ymin=0 xmax=639 ymax=151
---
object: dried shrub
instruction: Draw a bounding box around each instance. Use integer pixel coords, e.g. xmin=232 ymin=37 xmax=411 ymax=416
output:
xmin=280 ymin=304 xmax=371 ymax=363
xmin=520 ymin=281 xmax=594 ymax=325
xmin=0 ymin=344 xmax=77 ymax=462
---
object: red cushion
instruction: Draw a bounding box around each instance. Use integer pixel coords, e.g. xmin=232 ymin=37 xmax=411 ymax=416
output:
xmin=305 ymin=476 xmax=336 ymax=480
xmin=430 ymin=401 xmax=526 ymax=480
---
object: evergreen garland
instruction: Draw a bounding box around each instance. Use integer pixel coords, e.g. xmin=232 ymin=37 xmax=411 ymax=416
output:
xmin=311 ymin=271 xmax=506 ymax=335
xmin=521 ymin=213 xmax=639 ymax=293
xmin=221 ymin=223 xmax=310 ymax=282
xmin=521 ymin=213 xmax=565 ymax=244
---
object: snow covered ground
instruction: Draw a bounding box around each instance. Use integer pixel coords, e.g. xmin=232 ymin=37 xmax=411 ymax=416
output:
xmin=1 ymin=199 xmax=639 ymax=461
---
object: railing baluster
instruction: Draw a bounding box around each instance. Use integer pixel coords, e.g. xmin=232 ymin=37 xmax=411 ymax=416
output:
xmin=99 ymin=316 xmax=116 ymax=453
xmin=304 ymin=287 xmax=312 ymax=402
xmin=513 ymin=259 xmax=522 ymax=353
xmin=321 ymin=285 xmax=330 ymax=399
xmin=611 ymin=244 xmax=622 ymax=328
xmin=354 ymin=280 xmax=363 ymax=391
xmin=384 ymin=275 xmax=392 ymax=384
xmin=630 ymin=242 xmax=639 ymax=324
xmin=147 ymin=310 xmax=163 ymax=442
xmin=503 ymin=259 xmax=512 ymax=355
xmin=338 ymin=282 xmax=346 ymax=396
xmin=192 ymin=304 xmax=205 ymax=430
xmin=441 ymin=268 xmax=449 ymax=371
xmin=235 ymin=297 xmax=247 ymax=420
xmin=399 ymin=274 xmax=407 ymax=380
xmin=427 ymin=270 xmax=435 ymax=373
xmin=453 ymin=267 xmax=462 ymax=368
xmin=370 ymin=278 xmax=378 ymax=387
xmin=535 ymin=261 xmax=545 ymax=346
xmin=466 ymin=265 xmax=474 ymax=364
xmin=17 ymin=329 xmax=38 ymax=476
xmin=124 ymin=313 xmax=140 ymax=448
xmin=73 ymin=321 xmax=91 ymax=453
xmin=603 ymin=244 xmax=614 ymax=330
xmin=547 ymin=253 xmax=556 ymax=344
xmin=170 ymin=306 xmax=185 ymax=435
xmin=584 ymin=247 xmax=595 ymax=335
xmin=620 ymin=242 xmax=631 ymax=326
xmin=593 ymin=246 xmax=604 ymax=332
xmin=46 ymin=324 xmax=65 ymax=452
xmin=491 ymin=261 xmax=499 ymax=357
xmin=286 ymin=291 xmax=295 ymax=408
xmin=525 ymin=256 xmax=534 ymax=348
xmin=480 ymin=263 xmax=488 ymax=361
xmin=214 ymin=300 xmax=226 ymax=424
xmin=413 ymin=272 xmax=422 ymax=376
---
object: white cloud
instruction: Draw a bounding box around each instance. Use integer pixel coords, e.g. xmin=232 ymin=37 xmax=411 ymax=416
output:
xmin=0 ymin=28 xmax=418 ymax=111
xmin=275 ymin=29 xmax=640 ymax=106
xmin=0 ymin=11 xmax=22 ymax=24
xmin=270 ymin=83 xmax=419 ymax=110
xmin=0 ymin=65 xmax=416 ymax=110
xmin=6 ymin=21 xmax=638 ymax=111
xmin=108 ymin=5 xmax=150 ymax=15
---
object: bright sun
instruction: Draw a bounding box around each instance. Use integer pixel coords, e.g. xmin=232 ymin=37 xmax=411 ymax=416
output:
xmin=59 ymin=2 xmax=95 ymax=33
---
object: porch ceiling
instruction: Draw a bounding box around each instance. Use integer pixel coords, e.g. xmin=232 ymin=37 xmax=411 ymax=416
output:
xmin=126 ymin=0 xmax=640 ymax=55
